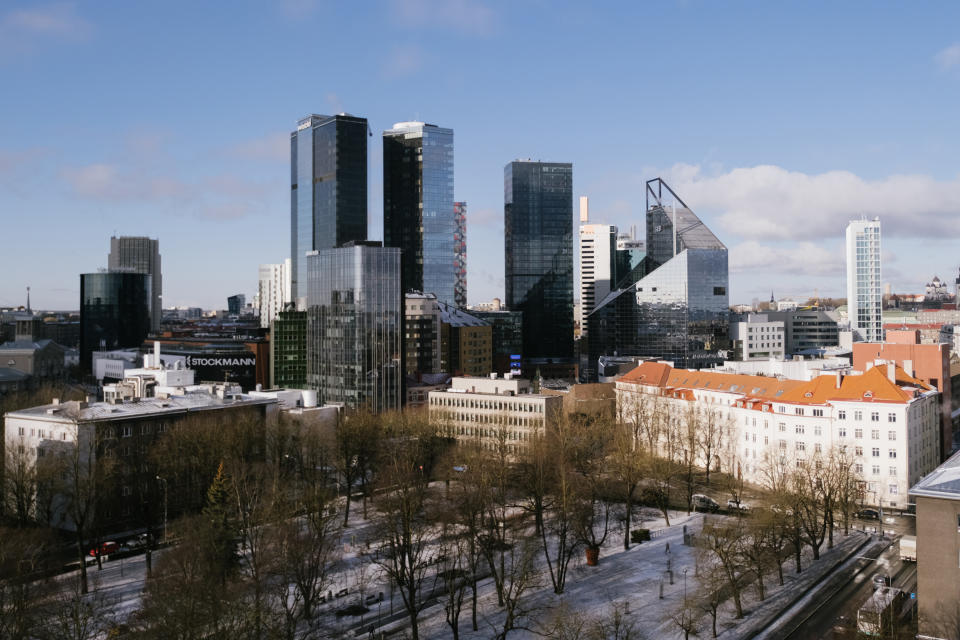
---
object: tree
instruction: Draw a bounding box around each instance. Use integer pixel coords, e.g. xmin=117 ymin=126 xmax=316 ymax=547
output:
xmin=203 ymin=462 xmax=240 ymax=586
xmin=491 ymin=534 xmax=540 ymax=640
xmin=699 ymin=517 xmax=747 ymax=618
xmin=40 ymin=576 xmax=116 ymax=640
xmin=3 ymin=439 xmax=36 ymax=527
xmin=697 ymin=408 xmax=726 ymax=486
xmin=694 ymin=550 xmax=727 ymax=639
xmin=0 ymin=527 xmax=55 ymax=639
xmin=679 ymin=406 xmax=701 ymax=515
xmin=334 ymin=411 xmax=380 ymax=527
xmin=371 ymin=418 xmax=434 ymax=640
xmin=668 ymin=595 xmax=702 ymax=640
xmin=569 ymin=415 xmax=618 ymax=563
xmin=609 ymin=418 xmax=646 ymax=551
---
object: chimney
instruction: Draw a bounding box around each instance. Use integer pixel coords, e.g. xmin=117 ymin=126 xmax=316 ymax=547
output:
xmin=834 ymin=372 xmax=843 ymax=389
xmin=903 ymin=360 xmax=914 ymax=378
xmin=579 ymin=196 xmax=589 ymax=223
xmin=154 ymin=341 xmax=161 ymax=368
xmin=887 ymin=363 xmax=897 ymax=384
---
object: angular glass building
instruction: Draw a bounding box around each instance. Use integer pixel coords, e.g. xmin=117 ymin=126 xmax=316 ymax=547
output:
xmin=585 ymin=178 xmax=729 ymax=376
xmin=79 ymin=272 xmax=151 ymax=371
xmin=290 ymin=113 xmax=368 ymax=304
xmin=383 ymin=122 xmax=455 ymax=305
xmin=306 ymin=242 xmax=402 ymax=413
xmin=504 ymin=160 xmax=574 ymax=361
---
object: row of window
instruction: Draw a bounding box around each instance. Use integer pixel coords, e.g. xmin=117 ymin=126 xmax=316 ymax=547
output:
xmin=431 ymin=395 xmax=545 ymax=413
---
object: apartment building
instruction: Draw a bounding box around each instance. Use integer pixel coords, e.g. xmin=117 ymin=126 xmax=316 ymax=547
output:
xmin=616 ymin=360 xmax=941 ymax=509
xmin=428 ymin=374 xmax=562 ymax=454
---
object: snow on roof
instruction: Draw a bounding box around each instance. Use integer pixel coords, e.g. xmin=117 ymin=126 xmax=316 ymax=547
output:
xmin=911 ymin=448 xmax=960 ymax=500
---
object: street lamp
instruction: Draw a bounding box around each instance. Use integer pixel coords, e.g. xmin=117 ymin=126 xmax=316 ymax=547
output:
xmin=156 ymin=475 xmax=168 ymax=542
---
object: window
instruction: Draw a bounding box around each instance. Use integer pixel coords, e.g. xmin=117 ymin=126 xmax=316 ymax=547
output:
xmin=889 ymin=450 xmax=896 ymax=459
xmin=121 ymin=486 xmax=132 ymax=497
xmin=872 ymin=447 xmax=880 ymax=457
xmin=779 ymin=440 xmax=787 ymax=450
xmin=796 ymin=441 xmax=806 ymax=452
xmin=813 ymin=409 xmax=824 ymax=417
xmin=888 ymin=431 xmax=896 ymax=440
xmin=838 ymin=410 xmax=847 ymax=420
xmin=17 ymin=427 xmax=24 ymax=436
xmin=855 ymin=463 xmax=864 ymax=474
xmin=855 ymin=428 xmax=863 ymax=439
xmin=871 ymin=412 xmax=879 ymax=422
xmin=713 ymin=286 xmax=726 ymax=296
xmin=889 ymin=484 xmax=898 ymax=495
xmin=855 ymin=411 xmax=863 ymax=421
xmin=779 ymin=423 xmax=786 ymax=432
xmin=795 ymin=408 xmax=804 ymax=416
xmin=121 ymin=426 xmax=133 ymax=438
xmin=839 ymin=427 xmax=847 ymax=438
xmin=856 ymin=446 xmax=864 ymax=456
xmin=872 ymin=465 xmax=880 ymax=475
xmin=889 ymin=466 xmax=897 ymax=476
xmin=764 ymin=436 xmax=769 ymax=445
xmin=888 ymin=413 xmax=896 ymax=423
xmin=871 ymin=430 xmax=880 ymax=440
xmin=815 ymin=425 xmax=822 ymax=436
xmin=795 ymin=425 xmax=805 ymax=434
xmin=815 ymin=443 xmax=822 ymax=453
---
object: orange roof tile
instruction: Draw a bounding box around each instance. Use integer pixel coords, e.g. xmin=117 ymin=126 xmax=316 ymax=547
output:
xmin=619 ymin=361 xmax=672 ymax=387
xmin=664 ymin=369 xmax=805 ymax=400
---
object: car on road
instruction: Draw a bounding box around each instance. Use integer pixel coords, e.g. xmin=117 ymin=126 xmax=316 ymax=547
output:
xmin=857 ymin=508 xmax=881 ymax=520
xmin=692 ymin=494 xmax=719 ymax=512
xmin=89 ymin=541 xmax=119 ymax=557
xmin=727 ymin=498 xmax=750 ymax=512
xmin=872 ymin=573 xmax=891 ymax=590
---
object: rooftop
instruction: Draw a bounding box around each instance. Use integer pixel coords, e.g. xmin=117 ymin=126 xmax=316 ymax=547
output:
xmin=5 ymin=391 xmax=275 ymax=424
xmin=910 ymin=448 xmax=960 ymax=500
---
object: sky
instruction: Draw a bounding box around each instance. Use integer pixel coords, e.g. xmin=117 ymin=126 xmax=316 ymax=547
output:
xmin=2 ymin=1 xmax=960 ymax=311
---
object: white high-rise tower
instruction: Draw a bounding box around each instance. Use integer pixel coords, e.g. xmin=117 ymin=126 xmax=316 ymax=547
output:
xmin=845 ymin=218 xmax=882 ymax=342
xmin=578 ymin=197 xmax=617 ymax=337
xmin=258 ymin=259 xmax=291 ymax=329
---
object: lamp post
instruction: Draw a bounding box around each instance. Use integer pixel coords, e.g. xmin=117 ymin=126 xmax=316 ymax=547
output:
xmin=156 ymin=475 xmax=168 ymax=542
xmin=871 ymin=489 xmax=883 ymax=538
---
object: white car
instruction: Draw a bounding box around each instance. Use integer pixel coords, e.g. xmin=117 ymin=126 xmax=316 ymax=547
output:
xmin=727 ymin=498 xmax=750 ymax=512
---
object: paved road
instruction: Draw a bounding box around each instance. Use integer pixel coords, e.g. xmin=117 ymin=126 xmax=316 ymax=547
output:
xmin=785 ymin=537 xmax=917 ymax=639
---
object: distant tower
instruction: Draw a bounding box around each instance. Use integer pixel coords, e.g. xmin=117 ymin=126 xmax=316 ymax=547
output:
xmin=845 ymin=218 xmax=882 ymax=342
xmin=108 ymin=236 xmax=162 ymax=332
xmin=955 ymin=267 xmax=960 ymax=300
xmin=26 ymin=286 xmax=30 ymax=312
xmin=770 ymin=291 xmax=775 ymax=304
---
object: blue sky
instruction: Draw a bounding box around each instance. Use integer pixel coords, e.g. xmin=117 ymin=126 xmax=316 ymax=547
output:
xmin=2 ymin=1 xmax=960 ymax=310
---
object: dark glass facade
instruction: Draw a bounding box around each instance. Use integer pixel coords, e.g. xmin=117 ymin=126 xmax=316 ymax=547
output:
xmin=383 ymin=122 xmax=455 ymax=305
xmin=270 ymin=310 xmax=307 ymax=388
xmin=79 ymin=272 xmax=151 ymax=371
xmin=471 ymin=309 xmax=523 ymax=375
xmin=108 ymin=236 xmax=161 ymax=333
xmin=291 ymin=114 xmax=368 ymax=303
xmin=306 ymin=243 xmax=401 ymax=413
xmin=585 ymin=180 xmax=729 ymax=376
xmin=504 ymin=161 xmax=574 ymax=361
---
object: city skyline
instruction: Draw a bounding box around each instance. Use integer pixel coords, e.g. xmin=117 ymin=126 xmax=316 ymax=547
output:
xmin=3 ymin=2 xmax=960 ymax=310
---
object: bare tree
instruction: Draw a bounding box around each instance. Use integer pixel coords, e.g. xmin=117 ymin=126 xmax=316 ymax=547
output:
xmin=0 ymin=527 xmax=55 ymax=640
xmin=609 ymin=418 xmax=646 ymax=551
xmin=334 ymin=410 xmax=380 ymax=527
xmin=699 ymin=516 xmax=747 ymax=618
xmin=697 ymin=408 xmax=726 ymax=486
xmin=668 ymin=595 xmax=702 ymax=640
xmin=694 ymin=550 xmax=728 ymax=638
xmin=491 ymin=534 xmax=541 ymax=640
xmin=679 ymin=405 xmax=701 ymax=515
xmin=39 ymin=575 xmax=117 ymax=640
xmin=3 ymin=439 xmax=36 ymax=527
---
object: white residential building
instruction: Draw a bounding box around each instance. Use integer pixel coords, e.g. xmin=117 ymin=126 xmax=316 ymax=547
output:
xmin=428 ymin=374 xmax=562 ymax=455
xmin=258 ymin=260 xmax=291 ymax=329
xmin=846 ymin=219 xmax=883 ymax=342
xmin=730 ymin=314 xmax=786 ymax=360
xmin=616 ymin=359 xmax=941 ymax=510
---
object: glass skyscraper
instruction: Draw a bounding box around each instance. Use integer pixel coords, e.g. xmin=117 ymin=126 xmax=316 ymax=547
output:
xmin=504 ymin=160 xmax=574 ymax=360
xmin=383 ymin=122 xmax=455 ymax=305
xmin=586 ymin=178 xmax=729 ymax=375
xmin=290 ymin=113 xmax=368 ymax=304
xmin=454 ymin=201 xmax=467 ymax=308
xmin=306 ymin=242 xmax=402 ymax=413
xmin=108 ymin=236 xmax=161 ymax=333
xmin=79 ymin=272 xmax=151 ymax=371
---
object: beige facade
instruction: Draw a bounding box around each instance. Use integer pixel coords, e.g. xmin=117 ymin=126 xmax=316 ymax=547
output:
xmin=910 ymin=451 xmax=960 ymax=639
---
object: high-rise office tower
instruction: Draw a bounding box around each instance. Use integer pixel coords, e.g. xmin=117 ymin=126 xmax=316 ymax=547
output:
xmin=79 ymin=272 xmax=151 ymax=371
xmin=270 ymin=309 xmax=307 ymax=389
xmin=577 ymin=197 xmax=617 ymax=338
xmin=108 ymin=236 xmax=161 ymax=332
xmin=383 ymin=122 xmax=455 ymax=304
xmin=290 ymin=113 xmax=368 ymax=304
xmin=504 ymin=160 xmax=574 ymax=360
xmin=306 ymin=242 xmax=402 ymax=413
xmin=615 ymin=228 xmax=646 ymax=288
xmin=258 ymin=259 xmax=291 ymax=329
xmin=846 ymin=218 xmax=883 ymax=342
xmin=586 ymin=178 xmax=728 ymax=374
xmin=227 ymin=294 xmax=245 ymax=315
xmin=454 ymin=201 xmax=467 ymax=308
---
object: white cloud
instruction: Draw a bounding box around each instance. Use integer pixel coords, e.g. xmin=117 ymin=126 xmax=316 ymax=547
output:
xmin=389 ymin=0 xmax=495 ymax=35
xmin=0 ymin=2 xmax=91 ymax=57
xmin=729 ymin=240 xmax=842 ymax=277
xmin=227 ymin=132 xmax=289 ymax=162
xmin=383 ymin=43 xmax=424 ymax=76
xmin=656 ymin=163 xmax=960 ymax=241
xmin=935 ymin=43 xmax=960 ymax=70
xmin=60 ymin=163 xmax=272 ymax=221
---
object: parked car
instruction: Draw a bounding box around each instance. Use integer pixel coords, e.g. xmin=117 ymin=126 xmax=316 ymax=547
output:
xmin=89 ymin=541 xmax=119 ymax=557
xmin=872 ymin=573 xmax=891 ymax=591
xmin=727 ymin=498 xmax=750 ymax=512
xmin=857 ymin=508 xmax=881 ymax=520
xmin=692 ymin=494 xmax=719 ymax=512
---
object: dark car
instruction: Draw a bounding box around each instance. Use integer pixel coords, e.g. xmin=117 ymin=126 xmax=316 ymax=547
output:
xmin=857 ymin=508 xmax=881 ymax=520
